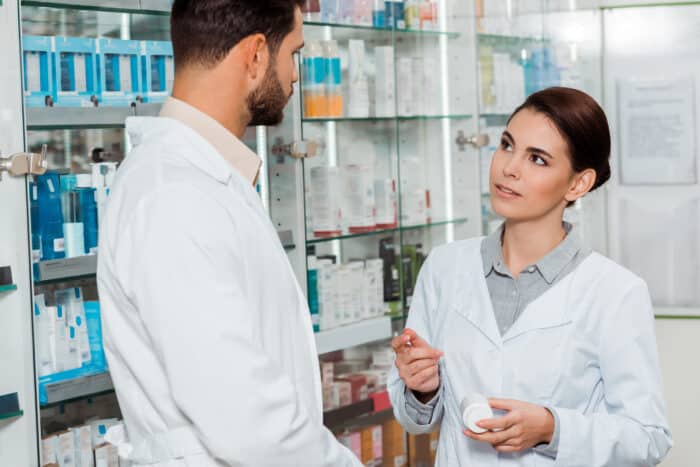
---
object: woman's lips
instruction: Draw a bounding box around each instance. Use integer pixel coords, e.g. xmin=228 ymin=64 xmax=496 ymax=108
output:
xmin=494 ymin=183 xmax=522 ymax=198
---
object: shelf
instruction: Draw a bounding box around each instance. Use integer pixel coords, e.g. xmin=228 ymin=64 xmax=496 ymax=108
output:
xmin=22 ymin=0 xmax=171 ymax=14
xmin=655 ymin=307 xmax=700 ymax=319
xmin=323 ymin=398 xmax=374 ymax=430
xmin=304 ymin=21 xmax=459 ymax=38
xmin=0 ymin=284 xmax=18 ymax=293
xmin=41 ymin=371 xmax=114 ymax=406
xmin=26 ymin=103 xmax=160 ymax=131
xmin=303 ymin=114 xmax=473 ymax=124
xmin=307 ymin=218 xmax=468 ymax=245
xmin=36 ymin=255 xmax=97 ymax=284
xmin=315 ymin=317 xmax=392 ymax=355
xmin=477 ymin=33 xmax=548 ymax=48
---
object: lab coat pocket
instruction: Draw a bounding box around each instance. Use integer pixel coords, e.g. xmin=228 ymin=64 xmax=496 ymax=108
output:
xmin=533 ymin=451 xmax=556 ymax=467
xmin=508 ymin=322 xmax=572 ymax=403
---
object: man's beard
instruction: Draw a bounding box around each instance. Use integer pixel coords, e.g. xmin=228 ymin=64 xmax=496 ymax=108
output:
xmin=247 ymin=63 xmax=289 ymax=127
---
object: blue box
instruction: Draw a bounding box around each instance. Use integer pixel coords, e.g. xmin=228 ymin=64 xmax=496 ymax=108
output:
xmin=22 ymin=35 xmax=55 ymax=107
xmin=140 ymin=41 xmax=174 ymax=103
xmin=52 ymin=36 xmax=99 ymax=107
xmin=97 ymin=38 xmax=142 ymax=106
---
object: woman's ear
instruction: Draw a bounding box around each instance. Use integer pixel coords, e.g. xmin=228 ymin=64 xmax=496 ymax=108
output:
xmin=565 ymin=168 xmax=596 ymax=203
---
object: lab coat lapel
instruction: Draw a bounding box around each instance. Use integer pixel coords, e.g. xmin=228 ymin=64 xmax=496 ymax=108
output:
xmin=503 ymin=274 xmax=574 ymax=343
xmin=453 ymin=248 xmax=502 ymax=349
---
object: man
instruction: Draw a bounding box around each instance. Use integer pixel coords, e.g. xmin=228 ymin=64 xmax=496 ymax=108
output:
xmin=97 ymin=1 xmax=363 ymax=465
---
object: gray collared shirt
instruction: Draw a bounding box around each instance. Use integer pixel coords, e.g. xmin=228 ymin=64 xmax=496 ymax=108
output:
xmin=404 ymin=222 xmax=591 ymax=459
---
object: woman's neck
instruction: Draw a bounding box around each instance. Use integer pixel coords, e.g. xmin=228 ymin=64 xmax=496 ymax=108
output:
xmin=501 ymin=215 xmax=567 ymax=279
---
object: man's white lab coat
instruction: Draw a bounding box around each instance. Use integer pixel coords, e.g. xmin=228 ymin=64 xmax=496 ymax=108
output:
xmin=97 ymin=116 xmax=361 ymax=467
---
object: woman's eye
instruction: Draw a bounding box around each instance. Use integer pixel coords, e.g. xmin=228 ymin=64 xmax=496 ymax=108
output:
xmin=500 ymin=139 xmax=512 ymax=151
xmin=531 ymin=154 xmax=547 ymax=166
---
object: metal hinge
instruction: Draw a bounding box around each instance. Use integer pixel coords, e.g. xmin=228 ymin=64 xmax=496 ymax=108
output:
xmin=0 ymin=144 xmax=48 ymax=181
xmin=455 ymin=131 xmax=490 ymax=152
xmin=271 ymin=138 xmax=319 ymax=160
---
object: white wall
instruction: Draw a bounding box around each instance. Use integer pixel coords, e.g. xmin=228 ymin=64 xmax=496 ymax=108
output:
xmin=0 ymin=0 xmax=40 ymax=466
xmin=656 ymin=319 xmax=700 ymax=467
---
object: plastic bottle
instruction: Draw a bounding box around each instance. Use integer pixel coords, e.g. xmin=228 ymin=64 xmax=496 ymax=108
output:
xmin=303 ymin=41 xmax=326 ymax=118
xmin=323 ymin=40 xmax=343 ymax=117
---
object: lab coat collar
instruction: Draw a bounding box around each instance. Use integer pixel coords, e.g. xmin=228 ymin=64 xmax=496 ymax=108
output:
xmin=159 ymin=97 xmax=262 ymax=185
xmin=481 ymin=221 xmax=582 ymax=284
xmin=457 ymin=239 xmax=579 ymax=347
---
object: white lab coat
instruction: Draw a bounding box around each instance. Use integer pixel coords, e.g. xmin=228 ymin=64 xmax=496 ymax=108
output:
xmin=389 ymin=238 xmax=672 ymax=467
xmin=97 ymin=116 xmax=362 ymax=467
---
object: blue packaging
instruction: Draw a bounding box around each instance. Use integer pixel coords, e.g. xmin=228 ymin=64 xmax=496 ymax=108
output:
xmin=372 ymin=9 xmax=386 ymax=28
xmin=84 ymin=301 xmax=106 ymax=371
xmin=52 ymin=36 xmax=99 ymax=107
xmin=385 ymin=0 xmax=405 ymax=29
xmin=140 ymin=41 xmax=174 ymax=103
xmin=76 ymin=188 xmax=99 ymax=254
xmin=28 ymin=182 xmax=42 ymax=276
xmin=35 ymin=172 xmax=66 ymax=261
xmin=22 ymin=35 xmax=55 ymax=107
xmin=97 ymin=38 xmax=142 ymax=106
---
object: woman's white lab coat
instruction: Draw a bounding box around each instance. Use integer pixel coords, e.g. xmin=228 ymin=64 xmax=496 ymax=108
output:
xmin=389 ymin=238 xmax=672 ymax=467
xmin=97 ymin=117 xmax=362 ymax=466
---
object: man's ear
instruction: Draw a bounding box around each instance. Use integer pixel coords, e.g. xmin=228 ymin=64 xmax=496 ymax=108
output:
xmin=241 ymin=33 xmax=269 ymax=82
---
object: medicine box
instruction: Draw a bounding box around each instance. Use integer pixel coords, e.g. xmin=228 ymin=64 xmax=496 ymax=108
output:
xmin=96 ymin=38 xmax=142 ymax=106
xmin=52 ymin=37 xmax=99 ymax=107
xmin=140 ymin=40 xmax=174 ymax=103
xmin=22 ymin=35 xmax=55 ymax=107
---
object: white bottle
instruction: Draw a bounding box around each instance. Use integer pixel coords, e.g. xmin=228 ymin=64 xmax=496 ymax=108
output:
xmin=460 ymin=393 xmax=494 ymax=434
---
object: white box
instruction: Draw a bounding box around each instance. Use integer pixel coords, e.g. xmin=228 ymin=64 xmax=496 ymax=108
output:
xmin=56 ymin=431 xmax=76 ymax=467
xmin=374 ymin=46 xmax=395 ymax=117
xmin=70 ymin=425 xmax=93 ymax=467
xmin=397 ymin=57 xmax=414 ymax=116
xmin=42 ymin=436 xmax=58 ymax=467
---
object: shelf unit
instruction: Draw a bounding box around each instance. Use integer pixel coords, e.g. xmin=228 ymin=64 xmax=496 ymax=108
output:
xmin=40 ymin=372 xmax=114 ymax=407
xmin=306 ymin=218 xmax=469 ymax=245
xmin=315 ymin=317 xmax=393 ymax=355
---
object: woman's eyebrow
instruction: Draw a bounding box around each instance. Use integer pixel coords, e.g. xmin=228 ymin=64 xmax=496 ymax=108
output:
xmin=503 ymin=130 xmax=554 ymax=159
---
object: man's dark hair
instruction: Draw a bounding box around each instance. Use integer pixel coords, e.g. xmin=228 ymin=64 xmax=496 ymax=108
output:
xmin=170 ymin=0 xmax=304 ymax=68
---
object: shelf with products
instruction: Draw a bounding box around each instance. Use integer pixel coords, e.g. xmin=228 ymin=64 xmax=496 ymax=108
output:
xmin=477 ymin=33 xmax=549 ymax=47
xmin=40 ymin=370 xmax=114 ymax=407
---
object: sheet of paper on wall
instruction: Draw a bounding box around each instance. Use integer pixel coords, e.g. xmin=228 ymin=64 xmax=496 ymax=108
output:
xmin=617 ymin=77 xmax=697 ymax=185
xmin=619 ymin=197 xmax=700 ymax=307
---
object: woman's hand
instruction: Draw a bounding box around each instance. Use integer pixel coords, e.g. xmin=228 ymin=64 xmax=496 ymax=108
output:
xmin=391 ymin=328 xmax=443 ymax=399
xmin=463 ymin=399 xmax=555 ymax=453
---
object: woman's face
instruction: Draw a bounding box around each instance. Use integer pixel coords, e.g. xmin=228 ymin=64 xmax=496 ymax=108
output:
xmin=489 ymin=108 xmax=576 ymax=222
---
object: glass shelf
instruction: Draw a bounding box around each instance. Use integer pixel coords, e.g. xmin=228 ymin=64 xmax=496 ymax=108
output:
xmin=477 ymin=33 xmax=548 ymax=47
xmin=304 ymin=21 xmax=459 ymax=38
xmin=0 ymin=410 xmax=24 ymax=421
xmin=21 ymin=0 xmax=171 ymax=15
xmin=0 ymin=284 xmax=18 ymax=293
xmin=26 ymin=104 xmax=160 ymax=131
xmin=303 ymin=114 xmax=472 ymax=124
xmin=306 ymin=218 xmax=468 ymax=245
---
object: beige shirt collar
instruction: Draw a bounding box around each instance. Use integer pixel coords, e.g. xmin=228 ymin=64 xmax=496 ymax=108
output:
xmin=159 ymin=97 xmax=261 ymax=185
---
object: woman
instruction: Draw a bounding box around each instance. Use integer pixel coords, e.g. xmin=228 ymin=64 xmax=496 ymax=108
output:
xmin=388 ymin=87 xmax=672 ymax=466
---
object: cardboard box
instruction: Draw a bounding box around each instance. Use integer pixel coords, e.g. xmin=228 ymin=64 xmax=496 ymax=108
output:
xmin=336 ymin=374 xmax=368 ymax=403
xmin=408 ymin=431 xmax=440 ymax=467
xmin=336 ymin=381 xmax=352 ymax=407
xmin=382 ymin=419 xmax=407 ymax=467
xmin=41 ymin=435 xmax=59 ymax=467
xmin=321 ymin=361 xmax=335 ymax=387
xmin=361 ymin=425 xmax=383 ymax=466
